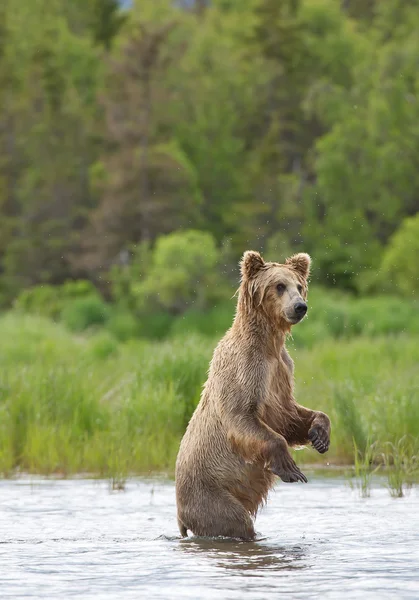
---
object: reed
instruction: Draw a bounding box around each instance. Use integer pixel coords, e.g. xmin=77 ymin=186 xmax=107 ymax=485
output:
xmin=380 ymin=436 xmax=419 ymax=498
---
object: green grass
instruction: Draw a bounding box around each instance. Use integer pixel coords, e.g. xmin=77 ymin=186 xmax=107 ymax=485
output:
xmin=349 ymin=439 xmax=381 ymax=498
xmin=380 ymin=436 xmax=418 ymax=497
xmin=0 ymin=313 xmax=417 ymax=480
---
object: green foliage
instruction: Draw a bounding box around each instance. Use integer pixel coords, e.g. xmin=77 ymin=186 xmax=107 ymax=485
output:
xmin=14 ymin=280 xmax=99 ymax=320
xmin=163 ymin=287 xmax=419 ymax=346
xmin=89 ymin=0 xmax=126 ymax=50
xmin=0 ymin=313 xmax=418 ymax=476
xmin=380 ymin=213 xmax=419 ymax=296
xmin=132 ymin=229 xmax=227 ymax=314
xmin=1 ymin=0 xmax=419 ymax=303
xmin=136 ymin=312 xmax=175 ymax=340
xmin=106 ymin=311 xmax=141 ymax=341
xmin=170 ymin=302 xmax=235 ymax=338
xmin=109 ymin=241 xmax=151 ymax=312
xmin=61 ymin=296 xmax=110 ymax=332
xmin=15 ymin=280 xmax=419 ymax=344
xmin=306 ymin=11 xmax=419 ymax=288
xmin=0 ymin=1 xmax=101 ymax=295
xmin=14 ymin=285 xmax=65 ymax=320
xmin=289 ymin=287 xmax=419 ymax=347
xmin=87 ymin=332 xmax=119 ymax=360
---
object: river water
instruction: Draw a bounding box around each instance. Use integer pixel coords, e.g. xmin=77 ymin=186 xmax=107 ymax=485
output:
xmin=0 ymin=475 xmax=418 ymax=599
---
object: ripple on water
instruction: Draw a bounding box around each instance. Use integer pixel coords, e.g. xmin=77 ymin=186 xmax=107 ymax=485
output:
xmin=0 ymin=477 xmax=418 ymax=599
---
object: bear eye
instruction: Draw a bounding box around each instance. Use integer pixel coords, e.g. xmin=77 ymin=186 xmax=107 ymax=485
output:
xmin=297 ymin=284 xmax=303 ymax=294
xmin=276 ymin=283 xmax=286 ymax=294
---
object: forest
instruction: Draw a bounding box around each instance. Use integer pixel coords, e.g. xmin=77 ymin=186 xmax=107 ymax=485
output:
xmin=1 ymin=0 xmax=419 ymax=316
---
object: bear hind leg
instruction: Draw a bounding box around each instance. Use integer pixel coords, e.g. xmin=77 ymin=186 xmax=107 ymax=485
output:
xmin=178 ymin=517 xmax=188 ymax=537
xmin=179 ymin=490 xmax=255 ymax=540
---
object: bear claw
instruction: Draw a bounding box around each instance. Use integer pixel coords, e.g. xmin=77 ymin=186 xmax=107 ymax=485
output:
xmin=271 ymin=465 xmax=308 ymax=484
xmin=308 ymin=426 xmax=330 ymax=454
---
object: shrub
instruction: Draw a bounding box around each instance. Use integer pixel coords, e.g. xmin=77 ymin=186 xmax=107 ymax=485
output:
xmin=87 ymin=332 xmax=119 ymax=360
xmin=107 ymin=311 xmax=141 ymax=342
xmin=110 ymin=241 xmax=151 ymax=312
xmin=137 ymin=312 xmax=175 ymax=340
xmin=14 ymin=280 xmax=99 ymax=320
xmin=380 ymin=213 xmax=419 ymax=296
xmin=14 ymin=284 xmax=64 ymax=320
xmin=289 ymin=286 xmax=419 ymax=346
xmin=132 ymin=230 xmax=227 ymax=314
xmin=61 ymin=296 xmax=110 ymax=332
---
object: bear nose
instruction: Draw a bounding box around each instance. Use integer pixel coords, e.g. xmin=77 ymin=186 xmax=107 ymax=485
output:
xmin=294 ymin=302 xmax=307 ymax=317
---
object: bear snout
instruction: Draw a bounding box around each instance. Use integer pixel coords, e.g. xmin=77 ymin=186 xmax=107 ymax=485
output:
xmin=293 ymin=302 xmax=307 ymax=319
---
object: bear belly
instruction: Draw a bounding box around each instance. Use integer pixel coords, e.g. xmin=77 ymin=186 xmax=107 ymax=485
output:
xmin=176 ymin=408 xmax=275 ymax=521
xmin=229 ymin=462 xmax=276 ymax=515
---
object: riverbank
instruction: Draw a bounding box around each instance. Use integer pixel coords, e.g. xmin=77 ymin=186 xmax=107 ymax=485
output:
xmin=0 ymin=314 xmax=417 ymax=482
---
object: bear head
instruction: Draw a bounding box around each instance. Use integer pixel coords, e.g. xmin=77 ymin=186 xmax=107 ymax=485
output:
xmin=239 ymin=250 xmax=311 ymax=328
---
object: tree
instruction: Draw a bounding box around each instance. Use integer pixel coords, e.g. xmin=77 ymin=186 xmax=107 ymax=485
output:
xmin=305 ymin=13 xmax=419 ymax=288
xmin=90 ymin=0 xmax=126 ymax=50
xmin=0 ymin=3 xmax=18 ymax=299
xmin=0 ymin=2 xmax=101 ymax=296
xmin=243 ymin=0 xmax=360 ymax=253
xmin=79 ymin=18 xmax=202 ymax=276
xmin=0 ymin=0 xmax=418 ymax=304
xmin=169 ymin=5 xmax=261 ymax=249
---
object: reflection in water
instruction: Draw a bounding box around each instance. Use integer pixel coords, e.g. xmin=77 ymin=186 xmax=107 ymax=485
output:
xmin=178 ymin=537 xmax=309 ymax=573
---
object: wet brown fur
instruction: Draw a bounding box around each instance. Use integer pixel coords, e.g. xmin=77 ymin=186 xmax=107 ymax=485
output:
xmin=175 ymin=251 xmax=331 ymax=540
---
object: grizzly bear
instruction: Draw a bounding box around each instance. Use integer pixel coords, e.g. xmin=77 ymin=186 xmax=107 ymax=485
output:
xmin=175 ymin=251 xmax=331 ymax=540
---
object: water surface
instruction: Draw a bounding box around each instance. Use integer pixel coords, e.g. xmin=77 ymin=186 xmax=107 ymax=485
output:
xmin=0 ymin=476 xmax=418 ymax=599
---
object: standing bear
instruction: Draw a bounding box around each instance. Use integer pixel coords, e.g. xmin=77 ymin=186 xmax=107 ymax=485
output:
xmin=175 ymin=251 xmax=331 ymax=540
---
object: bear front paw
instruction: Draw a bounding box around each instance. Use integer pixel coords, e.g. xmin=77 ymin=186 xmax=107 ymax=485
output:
xmin=308 ymin=425 xmax=330 ymax=454
xmin=270 ymin=456 xmax=308 ymax=484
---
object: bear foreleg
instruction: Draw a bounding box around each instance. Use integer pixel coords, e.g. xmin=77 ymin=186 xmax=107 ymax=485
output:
xmin=289 ymin=405 xmax=331 ymax=454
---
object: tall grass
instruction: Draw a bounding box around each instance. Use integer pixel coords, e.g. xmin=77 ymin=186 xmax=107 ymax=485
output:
xmin=380 ymin=436 xmax=418 ymax=498
xmin=0 ymin=313 xmax=418 ymax=478
xmin=350 ymin=439 xmax=380 ymax=498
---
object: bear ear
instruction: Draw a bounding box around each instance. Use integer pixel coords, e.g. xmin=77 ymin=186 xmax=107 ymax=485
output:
xmin=240 ymin=250 xmax=265 ymax=279
xmin=285 ymin=253 xmax=311 ymax=279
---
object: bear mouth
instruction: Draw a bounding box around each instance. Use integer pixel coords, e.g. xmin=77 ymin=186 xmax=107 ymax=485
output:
xmin=286 ymin=313 xmax=307 ymax=325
